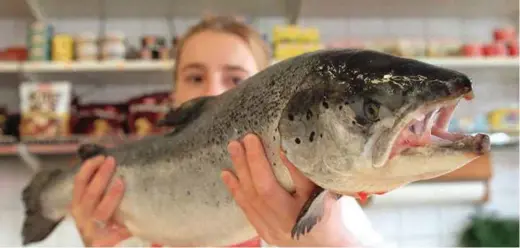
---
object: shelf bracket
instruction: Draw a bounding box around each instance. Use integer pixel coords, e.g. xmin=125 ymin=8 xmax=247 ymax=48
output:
xmin=285 ymin=0 xmax=302 ymax=25
xmin=25 ymin=0 xmax=46 ymax=22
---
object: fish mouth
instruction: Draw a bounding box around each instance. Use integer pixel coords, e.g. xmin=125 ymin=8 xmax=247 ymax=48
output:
xmin=384 ymin=90 xmax=488 ymax=164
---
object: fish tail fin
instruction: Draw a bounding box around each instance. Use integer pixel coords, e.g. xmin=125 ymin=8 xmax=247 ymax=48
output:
xmin=21 ymin=168 xmax=65 ymax=245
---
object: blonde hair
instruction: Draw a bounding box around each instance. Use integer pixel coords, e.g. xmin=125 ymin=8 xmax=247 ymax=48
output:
xmin=173 ymin=15 xmax=271 ymax=81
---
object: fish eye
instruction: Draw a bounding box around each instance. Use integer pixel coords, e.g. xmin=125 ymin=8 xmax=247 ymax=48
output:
xmin=363 ymin=100 xmax=380 ymax=121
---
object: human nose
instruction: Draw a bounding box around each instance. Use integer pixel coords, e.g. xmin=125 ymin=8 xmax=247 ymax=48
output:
xmin=203 ymin=77 xmax=228 ymax=97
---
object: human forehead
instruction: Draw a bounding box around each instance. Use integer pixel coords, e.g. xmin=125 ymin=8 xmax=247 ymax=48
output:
xmin=177 ymin=30 xmax=258 ymax=73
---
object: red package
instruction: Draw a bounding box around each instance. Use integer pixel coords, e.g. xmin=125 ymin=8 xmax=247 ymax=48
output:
xmin=494 ymin=27 xmax=516 ymax=43
xmin=69 ymin=94 xmax=80 ymax=135
xmin=74 ymin=103 xmax=127 ymax=137
xmin=461 ymin=43 xmax=482 ymax=57
xmin=493 ymin=42 xmax=508 ymax=56
xmin=482 ymin=43 xmax=498 ymax=56
xmin=507 ymin=41 xmax=519 ymax=56
xmin=127 ymin=92 xmax=172 ymax=137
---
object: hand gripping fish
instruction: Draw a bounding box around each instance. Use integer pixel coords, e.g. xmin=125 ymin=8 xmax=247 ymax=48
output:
xmin=21 ymin=49 xmax=490 ymax=246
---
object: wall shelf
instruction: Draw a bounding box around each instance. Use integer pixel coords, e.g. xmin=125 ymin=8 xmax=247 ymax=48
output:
xmin=273 ymin=57 xmax=519 ymax=69
xmin=0 ymin=57 xmax=517 ymax=75
xmin=21 ymin=60 xmax=175 ymax=73
xmin=0 ymin=62 xmax=20 ymax=73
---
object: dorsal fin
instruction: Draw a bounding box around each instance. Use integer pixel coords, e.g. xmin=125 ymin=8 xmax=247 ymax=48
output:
xmin=77 ymin=143 xmax=107 ymax=162
xmin=157 ymin=96 xmax=212 ymax=134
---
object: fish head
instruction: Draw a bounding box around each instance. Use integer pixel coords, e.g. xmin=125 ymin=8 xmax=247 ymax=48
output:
xmin=278 ymin=49 xmax=490 ymax=195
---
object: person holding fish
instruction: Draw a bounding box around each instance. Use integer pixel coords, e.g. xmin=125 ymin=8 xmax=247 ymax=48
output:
xmin=69 ymin=16 xmax=387 ymax=247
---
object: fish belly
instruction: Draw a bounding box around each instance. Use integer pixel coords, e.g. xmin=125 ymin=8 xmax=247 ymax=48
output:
xmin=113 ymin=162 xmax=257 ymax=246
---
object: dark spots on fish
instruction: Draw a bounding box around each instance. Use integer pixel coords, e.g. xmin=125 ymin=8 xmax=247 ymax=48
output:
xmin=339 ymin=105 xmax=343 ymax=110
xmin=254 ymin=120 xmax=259 ymax=126
xmin=352 ymin=121 xmax=356 ymax=125
xmin=309 ymin=131 xmax=315 ymax=142
xmin=322 ymin=101 xmax=329 ymax=109
xmin=306 ymin=110 xmax=313 ymax=120
xmin=273 ymin=162 xmax=277 ymax=166
xmin=270 ymin=80 xmax=275 ymax=86
xmin=295 ymin=138 xmax=301 ymax=144
xmin=186 ymin=190 xmax=191 ymax=196
xmin=288 ymin=114 xmax=294 ymax=121
xmin=211 ymin=138 xmax=216 ymax=143
xmin=273 ymin=136 xmax=276 ymax=141
xmin=320 ymin=133 xmax=323 ymax=138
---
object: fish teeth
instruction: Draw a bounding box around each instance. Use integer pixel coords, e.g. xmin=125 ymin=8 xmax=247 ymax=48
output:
xmin=425 ymin=108 xmax=440 ymax=134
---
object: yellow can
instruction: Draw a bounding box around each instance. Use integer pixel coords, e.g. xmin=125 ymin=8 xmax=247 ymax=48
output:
xmin=52 ymin=34 xmax=74 ymax=62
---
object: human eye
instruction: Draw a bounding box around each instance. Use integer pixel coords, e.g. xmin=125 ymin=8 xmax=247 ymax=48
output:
xmin=184 ymin=73 xmax=204 ymax=85
xmin=231 ymin=76 xmax=245 ymax=85
xmin=225 ymin=72 xmax=248 ymax=86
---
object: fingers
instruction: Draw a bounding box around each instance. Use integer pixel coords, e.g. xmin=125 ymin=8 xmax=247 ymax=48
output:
xmin=92 ymin=177 xmax=125 ymax=223
xmin=72 ymin=155 xmax=106 ymax=207
xmin=280 ymin=151 xmax=315 ymax=200
xmin=80 ymin=157 xmax=117 ymax=214
xmin=227 ymin=140 xmax=257 ymax=198
xmin=70 ymin=155 xmax=122 ymax=247
xmin=242 ymin=134 xmax=286 ymax=200
xmin=225 ymin=134 xmax=294 ymax=233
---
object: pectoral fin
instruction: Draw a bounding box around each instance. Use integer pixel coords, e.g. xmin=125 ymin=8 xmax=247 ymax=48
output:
xmin=157 ymin=96 xmax=212 ymax=127
xmin=77 ymin=143 xmax=107 ymax=161
xmin=291 ymin=187 xmax=341 ymax=240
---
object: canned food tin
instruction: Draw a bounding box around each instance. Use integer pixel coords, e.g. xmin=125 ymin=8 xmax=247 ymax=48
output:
xmin=52 ymin=34 xmax=74 ymax=61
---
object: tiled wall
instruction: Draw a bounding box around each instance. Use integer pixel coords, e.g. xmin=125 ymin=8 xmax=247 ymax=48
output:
xmin=0 ymin=1 xmax=518 ymax=246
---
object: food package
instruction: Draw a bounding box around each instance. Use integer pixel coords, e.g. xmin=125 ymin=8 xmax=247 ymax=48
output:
xmin=493 ymin=26 xmax=517 ymax=43
xmin=127 ymin=92 xmax=172 ymax=137
xmin=76 ymin=32 xmax=99 ymax=61
xmin=0 ymin=106 xmax=7 ymax=137
xmin=27 ymin=21 xmax=54 ymax=61
xmin=19 ymin=81 xmax=72 ymax=140
xmin=52 ymin=34 xmax=74 ymax=62
xmin=460 ymin=43 xmax=483 ymax=57
xmin=101 ymin=32 xmax=127 ymax=61
xmin=0 ymin=105 xmax=7 ymax=136
xmin=140 ymin=36 xmax=169 ymax=60
xmin=272 ymin=25 xmax=320 ymax=44
xmin=74 ymin=103 xmax=127 ymax=137
xmin=0 ymin=106 xmax=16 ymax=144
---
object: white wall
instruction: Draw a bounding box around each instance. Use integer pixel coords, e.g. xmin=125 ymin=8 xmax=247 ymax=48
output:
xmin=0 ymin=1 xmax=518 ymax=246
